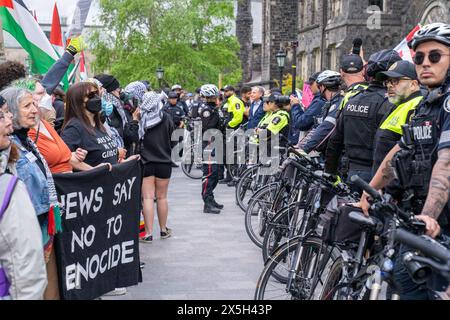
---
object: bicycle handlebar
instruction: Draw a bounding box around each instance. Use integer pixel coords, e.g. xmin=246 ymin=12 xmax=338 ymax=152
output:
xmin=350 ymin=175 xmax=382 ymax=201
xmin=395 ymin=229 xmax=450 ymax=262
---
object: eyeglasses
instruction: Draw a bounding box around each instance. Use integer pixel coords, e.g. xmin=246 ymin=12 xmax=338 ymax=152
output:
xmin=383 ymin=78 xmax=412 ymax=87
xmin=86 ymin=91 xmax=99 ymax=99
xmin=413 ymin=50 xmax=450 ymax=65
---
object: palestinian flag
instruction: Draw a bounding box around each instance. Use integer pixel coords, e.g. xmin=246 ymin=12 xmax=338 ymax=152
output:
xmin=0 ymin=0 xmax=59 ymax=74
xmin=50 ymin=2 xmax=65 ymax=57
xmin=79 ymin=50 xmax=87 ymax=80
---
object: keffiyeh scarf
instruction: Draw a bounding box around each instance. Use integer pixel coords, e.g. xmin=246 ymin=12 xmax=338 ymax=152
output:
xmin=124 ymin=81 xmax=147 ymax=103
xmin=103 ymin=92 xmax=129 ymax=129
xmin=139 ymin=92 xmax=164 ymax=140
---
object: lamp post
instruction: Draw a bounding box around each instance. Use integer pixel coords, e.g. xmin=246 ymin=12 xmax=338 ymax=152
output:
xmin=156 ymin=66 xmax=164 ymax=89
xmin=276 ymin=49 xmax=286 ymax=92
xmin=291 ymin=41 xmax=298 ymax=95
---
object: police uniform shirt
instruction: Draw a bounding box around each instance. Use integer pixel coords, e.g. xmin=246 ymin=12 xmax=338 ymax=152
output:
xmin=163 ymin=103 xmax=185 ymax=126
xmin=198 ymin=103 xmax=221 ymax=132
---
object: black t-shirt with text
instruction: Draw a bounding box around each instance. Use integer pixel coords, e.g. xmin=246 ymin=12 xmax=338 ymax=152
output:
xmin=61 ymin=118 xmax=118 ymax=167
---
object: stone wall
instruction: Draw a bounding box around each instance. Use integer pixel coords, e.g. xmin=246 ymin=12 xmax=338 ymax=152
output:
xmin=261 ymin=0 xmax=298 ymax=84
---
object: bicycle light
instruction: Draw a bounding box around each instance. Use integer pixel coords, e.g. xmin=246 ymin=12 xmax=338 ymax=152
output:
xmin=403 ymin=252 xmax=432 ymax=284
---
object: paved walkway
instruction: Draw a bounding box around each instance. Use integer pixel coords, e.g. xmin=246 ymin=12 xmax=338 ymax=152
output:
xmin=105 ymin=168 xmax=263 ymax=300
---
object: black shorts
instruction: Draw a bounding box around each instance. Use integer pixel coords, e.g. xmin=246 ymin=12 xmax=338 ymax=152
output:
xmin=143 ymin=162 xmax=172 ymax=179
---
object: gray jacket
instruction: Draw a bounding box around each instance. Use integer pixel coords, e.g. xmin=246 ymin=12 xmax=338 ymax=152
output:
xmin=0 ymin=174 xmax=47 ymax=300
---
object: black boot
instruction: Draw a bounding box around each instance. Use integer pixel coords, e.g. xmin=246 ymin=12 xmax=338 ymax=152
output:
xmin=210 ymin=197 xmax=224 ymax=209
xmin=219 ymin=175 xmax=232 ymax=184
xmin=203 ymin=198 xmax=221 ymax=214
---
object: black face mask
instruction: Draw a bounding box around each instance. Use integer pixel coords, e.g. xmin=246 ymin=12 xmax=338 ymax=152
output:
xmin=86 ymin=96 xmax=102 ymax=114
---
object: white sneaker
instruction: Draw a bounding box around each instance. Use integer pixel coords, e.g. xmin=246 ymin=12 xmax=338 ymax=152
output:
xmin=103 ymin=287 xmax=127 ymax=296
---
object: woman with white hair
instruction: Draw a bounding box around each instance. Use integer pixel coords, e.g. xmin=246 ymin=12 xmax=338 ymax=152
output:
xmin=136 ymin=91 xmax=175 ymax=243
xmin=0 ymin=87 xmax=62 ymax=299
xmin=0 ymin=107 xmax=47 ymax=300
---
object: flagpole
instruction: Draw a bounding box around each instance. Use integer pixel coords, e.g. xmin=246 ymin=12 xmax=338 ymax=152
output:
xmin=69 ymin=58 xmax=81 ymax=83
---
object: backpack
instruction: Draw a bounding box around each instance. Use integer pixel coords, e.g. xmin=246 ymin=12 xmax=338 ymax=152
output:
xmin=0 ymin=174 xmax=19 ymax=299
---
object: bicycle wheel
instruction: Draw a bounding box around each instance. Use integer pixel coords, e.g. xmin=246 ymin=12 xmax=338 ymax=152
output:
xmin=235 ymin=166 xmax=259 ymax=212
xmin=245 ymin=182 xmax=281 ymax=248
xmin=255 ymin=237 xmax=337 ymax=300
xmin=319 ymin=257 xmax=345 ymax=300
xmin=181 ymin=145 xmax=203 ymax=179
xmin=261 ymin=202 xmax=305 ymax=263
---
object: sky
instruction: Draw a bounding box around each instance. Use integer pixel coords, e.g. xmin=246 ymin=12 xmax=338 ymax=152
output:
xmin=22 ymin=0 xmax=101 ymax=25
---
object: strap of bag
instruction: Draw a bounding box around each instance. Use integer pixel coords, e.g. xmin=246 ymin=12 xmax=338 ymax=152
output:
xmin=0 ymin=175 xmax=18 ymax=220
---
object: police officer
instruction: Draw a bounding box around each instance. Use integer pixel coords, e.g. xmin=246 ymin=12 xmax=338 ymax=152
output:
xmin=171 ymin=84 xmax=190 ymax=115
xmin=219 ymin=85 xmax=245 ymax=185
xmin=338 ymin=54 xmax=369 ymax=110
xmin=250 ymin=94 xmax=290 ymax=161
xmin=372 ymin=60 xmax=424 ymax=173
xmin=325 ymin=50 xmax=401 ymax=192
xmin=359 ymin=23 xmax=450 ymax=299
xmin=300 ymin=70 xmax=343 ymax=154
xmin=199 ymin=84 xmax=224 ymax=214
xmin=163 ymin=91 xmax=186 ymax=129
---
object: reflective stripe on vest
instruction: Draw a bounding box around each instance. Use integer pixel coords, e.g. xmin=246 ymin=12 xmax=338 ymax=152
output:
xmin=380 ymin=96 xmax=423 ymax=135
xmin=339 ymin=83 xmax=369 ymax=110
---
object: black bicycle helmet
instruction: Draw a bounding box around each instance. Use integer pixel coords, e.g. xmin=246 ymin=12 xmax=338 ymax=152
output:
xmin=408 ymin=23 xmax=450 ymax=51
xmin=366 ymin=49 xmax=402 ymax=78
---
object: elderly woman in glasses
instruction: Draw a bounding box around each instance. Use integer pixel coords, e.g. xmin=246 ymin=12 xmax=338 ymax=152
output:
xmin=0 ymin=87 xmax=63 ymax=300
xmin=0 ymin=105 xmax=47 ymax=300
xmin=12 ymin=78 xmax=91 ymax=174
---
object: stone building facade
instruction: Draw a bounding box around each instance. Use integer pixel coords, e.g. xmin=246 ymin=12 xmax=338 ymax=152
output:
xmin=238 ymin=0 xmax=450 ymax=86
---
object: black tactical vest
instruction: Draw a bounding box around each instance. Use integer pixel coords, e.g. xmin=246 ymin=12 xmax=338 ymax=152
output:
xmin=394 ymin=87 xmax=450 ymax=226
xmin=342 ymin=87 xmax=386 ymax=166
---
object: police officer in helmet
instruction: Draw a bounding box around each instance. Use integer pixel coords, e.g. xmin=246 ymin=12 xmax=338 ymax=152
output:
xmin=324 ymin=49 xmax=401 ymax=193
xmin=198 ymin=84 xmax=224 ymax=214
xmin=359 ymin=23 xmax=450 ymax=299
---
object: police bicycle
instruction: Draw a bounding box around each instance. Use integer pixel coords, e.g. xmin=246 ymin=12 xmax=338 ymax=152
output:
xmin=254 ymin=162 xmax=350 ymax=300
xmin=180 ymin=116 xmax=203 ymax=179
xmin=317 ymin=176 xmax=450 ymax=300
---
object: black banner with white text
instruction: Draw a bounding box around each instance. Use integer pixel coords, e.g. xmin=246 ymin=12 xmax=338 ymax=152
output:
xmin=53 ymin=160 xmax=142 ymax=300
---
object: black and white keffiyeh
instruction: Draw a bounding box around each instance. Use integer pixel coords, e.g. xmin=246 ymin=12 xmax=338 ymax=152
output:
xmin=138 ymin=92 xmax=164 ymax=139
xmin=103 ymin=92 xmax=128 ymax=128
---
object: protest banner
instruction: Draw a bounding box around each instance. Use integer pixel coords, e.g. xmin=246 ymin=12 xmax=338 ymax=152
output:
xmin=53 ymin=160 xmax=142 ymax=300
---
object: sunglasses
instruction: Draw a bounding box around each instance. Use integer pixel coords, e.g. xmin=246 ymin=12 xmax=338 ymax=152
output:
xmin=413 ymin=50 xmax=450 ymax=65
xmin=383 ymin=78 xmax=412 ymax=87
xmin=86 ymin=91 xmax=99 ymax=99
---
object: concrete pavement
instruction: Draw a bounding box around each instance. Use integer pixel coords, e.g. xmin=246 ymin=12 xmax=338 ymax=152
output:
xmin=103 ymin=167 xmax=263 ymax=300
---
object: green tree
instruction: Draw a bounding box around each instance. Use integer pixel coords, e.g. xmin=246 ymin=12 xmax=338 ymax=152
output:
xmin=89 ymin=0 xmax=242 ymax=91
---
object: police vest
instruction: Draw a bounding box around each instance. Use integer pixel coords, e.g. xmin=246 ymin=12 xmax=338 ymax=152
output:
xmin=257 ymin=111 xmax=272 ymax=128
xmin=339 ymin=83 xmax=369 ymax=110
xmin=342 ymin=88 xmax=386 ymax=166
xmin=380 ymin=95 xmax=423 ymax=135
xmin=224 ymin=95 xmax=245 ymax=128
xmin=394 ymin=88 xmax=450 ymax=225
xmin=265 ymin=110 xmax=290 ymax=135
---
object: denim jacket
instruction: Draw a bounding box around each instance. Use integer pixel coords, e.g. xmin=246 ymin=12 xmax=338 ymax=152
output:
xmin=10 ymin=135 xmax=50 ymax=216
